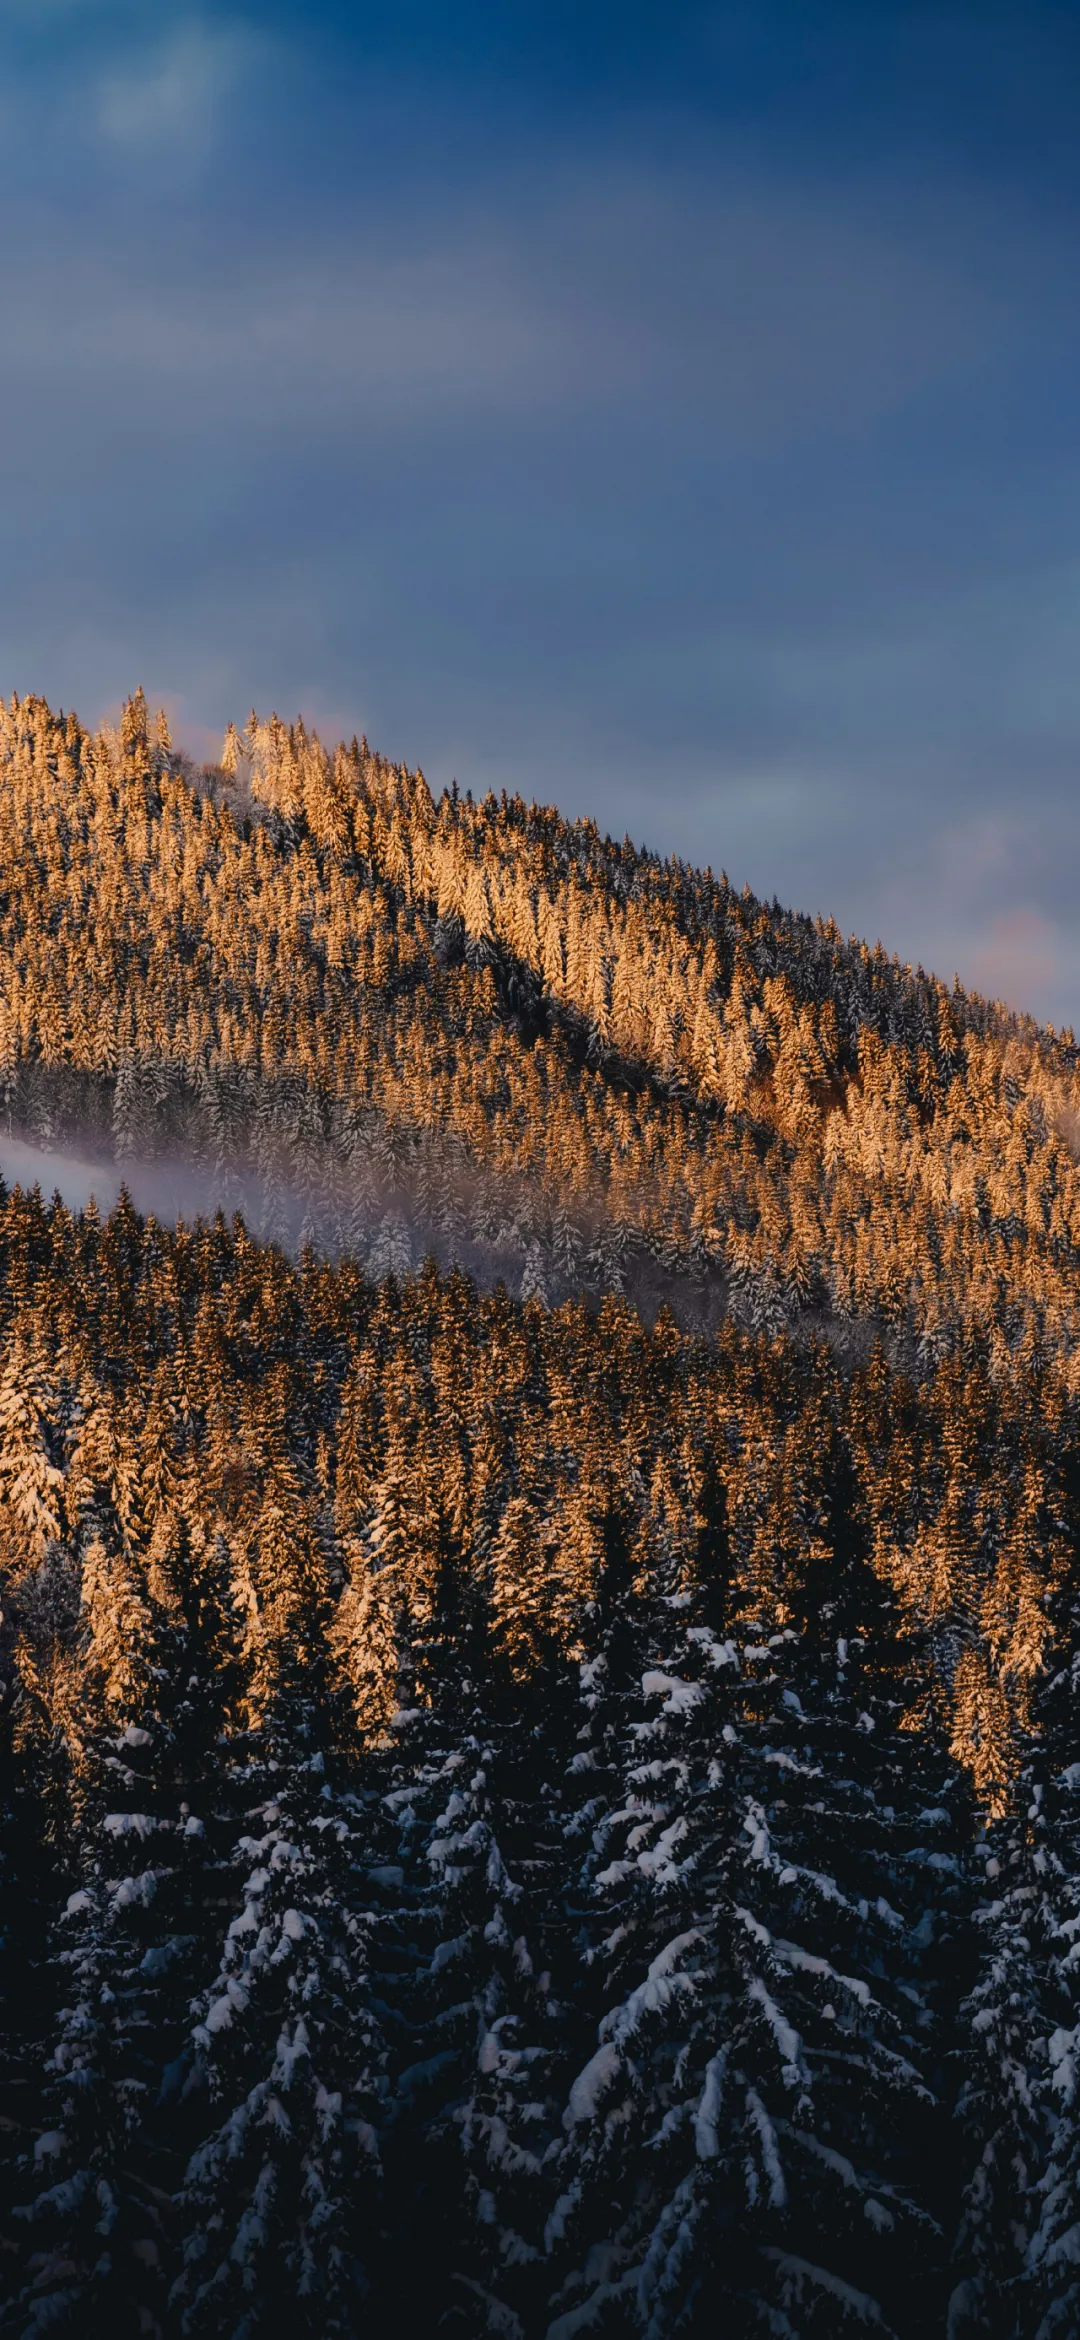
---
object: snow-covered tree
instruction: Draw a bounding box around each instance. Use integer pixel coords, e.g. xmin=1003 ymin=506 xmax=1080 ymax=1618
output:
xmin=171 ymin=1748 xmax=386 ymax=2337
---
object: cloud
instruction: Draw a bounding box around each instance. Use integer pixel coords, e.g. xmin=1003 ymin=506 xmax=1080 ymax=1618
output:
xmin=95 ymin=17 xmax=259 ymax=154
xmin=0 ymin=140 xmax=1058 ymax=458
xmin=971 ymin=909 xmax=1062 ymax=1010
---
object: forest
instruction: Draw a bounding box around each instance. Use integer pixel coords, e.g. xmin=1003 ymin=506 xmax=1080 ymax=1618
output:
xmin=0 ymin=690 xmax=1079 ymax=2335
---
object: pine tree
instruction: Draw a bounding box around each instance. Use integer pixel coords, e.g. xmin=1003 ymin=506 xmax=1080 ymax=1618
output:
xmin=171 ymin=1742 xmax=386 ymax=2337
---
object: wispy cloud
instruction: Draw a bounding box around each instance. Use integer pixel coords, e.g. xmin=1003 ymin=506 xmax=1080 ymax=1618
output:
xmin=95 ymin=17 xmax=261 ymax=155
xmin=971 ymin=909 xmax=1062 ymax=1010
xmin=0 ymin=146 xmax=1055 ymax=440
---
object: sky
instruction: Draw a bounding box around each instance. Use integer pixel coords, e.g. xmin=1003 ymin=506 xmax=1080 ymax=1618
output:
xmin=1 ymin=2 xmax=1080 ymax=1025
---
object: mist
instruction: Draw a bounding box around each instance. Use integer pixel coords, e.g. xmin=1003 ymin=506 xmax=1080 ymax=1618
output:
xmin=0 ymin=1134 xmax=230 ymax=1225
xmin=0 ymin=1128 xmax=911 ymax=1381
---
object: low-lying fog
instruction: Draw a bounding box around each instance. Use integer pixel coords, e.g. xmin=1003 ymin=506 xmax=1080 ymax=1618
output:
xmin=0 ymin=1132 xmax=895 ymax=1366
xmin=0 ymin=1132 xmax=729 ymax=1335
xmin=0 ymin=1135 xmax=231 ymax=1225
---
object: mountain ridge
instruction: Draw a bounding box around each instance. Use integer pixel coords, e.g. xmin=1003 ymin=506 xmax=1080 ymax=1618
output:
xmin=0 ymin=688 xmax=1078 ymax=1370
xmin=0 ymin=690 xmax=1078 ymax=2336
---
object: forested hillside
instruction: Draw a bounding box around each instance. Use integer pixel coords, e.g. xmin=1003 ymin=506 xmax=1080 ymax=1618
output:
xmin=0 ymin=691 xmax=1079 ymax=2336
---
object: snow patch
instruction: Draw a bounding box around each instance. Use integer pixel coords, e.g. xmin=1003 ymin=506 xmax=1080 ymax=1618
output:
xmin=640 ymin=1671 xmax=705 ymax=1716
xmin=565 ymin=2042 xmax=622 ymax=2126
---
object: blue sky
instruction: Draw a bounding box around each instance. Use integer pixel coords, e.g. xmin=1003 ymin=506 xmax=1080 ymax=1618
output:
xmin=2 ymin=2 xmax=1080 ymax=1023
